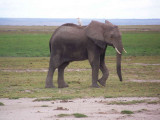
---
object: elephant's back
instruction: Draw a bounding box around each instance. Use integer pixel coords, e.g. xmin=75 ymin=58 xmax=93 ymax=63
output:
xmin=51 ymin=26 xmax=87 ymax=43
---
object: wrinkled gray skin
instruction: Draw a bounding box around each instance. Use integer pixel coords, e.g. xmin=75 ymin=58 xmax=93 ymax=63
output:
xmin=45 ymin=20 xmax=123 ymax=88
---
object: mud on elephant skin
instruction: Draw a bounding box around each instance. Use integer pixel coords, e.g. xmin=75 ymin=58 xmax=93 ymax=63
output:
xmin=45 ymin=20 xmax=126 ymax=88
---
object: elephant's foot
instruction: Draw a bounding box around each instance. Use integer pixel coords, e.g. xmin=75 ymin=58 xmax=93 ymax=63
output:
xmin=45 ymin=84 xmax=55 ymax=88
xmin=91 ymin=83 xmax=100 ymax=88
xmin=58 ymin=82 xmax=69 ymax=88
xmin=98 ymin=78 xmax=106 ymax=86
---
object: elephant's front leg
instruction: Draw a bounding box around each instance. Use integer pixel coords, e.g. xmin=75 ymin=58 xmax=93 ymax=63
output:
xmin=58 ymin=62 xmax=69 ymax=88
xmin=98 ymin=61 xmax=109 ymax=86
xmin=98 ymin=48 xmax=109 ymax=86
xmin=88 ymin=52 xmax=100 ymax=88
xmin=91 ymin=64 xmax=100 ymax=88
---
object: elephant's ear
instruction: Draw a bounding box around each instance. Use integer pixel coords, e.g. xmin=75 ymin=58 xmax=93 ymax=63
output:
xmin=85 ymin=21 xmax=106 ymax=49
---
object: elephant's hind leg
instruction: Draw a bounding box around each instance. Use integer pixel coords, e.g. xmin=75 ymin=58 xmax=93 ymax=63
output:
xmin=58 ymin=62 xmax=69 ymax=88
xmin=45 ymin=54 xmax=61 ymax=88
xmin=45 ymin=57 xmax=56 ymax=88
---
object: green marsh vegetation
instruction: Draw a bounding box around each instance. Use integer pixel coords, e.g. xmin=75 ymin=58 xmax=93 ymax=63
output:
xmin=57 ymin=113 xmax=88 ymax=118
xmin=121 ymin=110 xmax=134 ymax=114
xmin=0 ymin=102 xmax=4 ymax=106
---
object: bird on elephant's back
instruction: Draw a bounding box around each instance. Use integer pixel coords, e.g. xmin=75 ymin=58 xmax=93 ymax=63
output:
xmin=45 ymin=20 xmax=127 ymax=88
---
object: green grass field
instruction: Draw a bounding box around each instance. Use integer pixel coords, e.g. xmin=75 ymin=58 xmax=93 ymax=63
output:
xmin=0 ymin=34 xmax=50 ymax=57
xmin=2 ymin=33 xmax=160 ymax=56
xmin=0 ymin=25 xmax=160 ymax=99
xmin=0 ymin=25 xmax=160 ymax=57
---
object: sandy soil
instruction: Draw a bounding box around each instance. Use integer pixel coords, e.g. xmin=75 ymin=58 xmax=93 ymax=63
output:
xmin=0 ymin=97 xmax=160 ymax=120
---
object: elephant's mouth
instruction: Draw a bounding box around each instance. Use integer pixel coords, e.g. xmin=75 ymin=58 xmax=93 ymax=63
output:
xmin=107 ymin=43 xmax=127 ymax=55
xmin=115 ymin=47 xmax=121 ymax=54
xmin=115 ymin=48 xmax=127 ymax=54
xmin=111 ymin=45 xmax=122 ymax=54
xmin=114 ymin=46 xmax=127 ymax=54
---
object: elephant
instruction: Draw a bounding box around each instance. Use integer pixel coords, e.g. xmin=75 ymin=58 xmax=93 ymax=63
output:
xmin=45 ymin=20 xmax=126 ymax=88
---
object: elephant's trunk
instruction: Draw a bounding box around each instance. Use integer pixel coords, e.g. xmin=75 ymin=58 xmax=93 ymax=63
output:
xmin=116 ymin=53 xmax=122 ymax=81
xmin=113 ymin=39 xmax=123 ymax=82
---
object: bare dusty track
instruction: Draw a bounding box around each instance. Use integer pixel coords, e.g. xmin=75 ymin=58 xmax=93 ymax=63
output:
xmin=0 ymin=68 xmax=90 ymax=72
xmin=0 ymin=97 xmax=160 ymax=120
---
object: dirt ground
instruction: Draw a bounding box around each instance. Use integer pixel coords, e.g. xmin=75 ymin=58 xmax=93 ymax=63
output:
xmin=0 ymin=97 xmax=160 ymax=120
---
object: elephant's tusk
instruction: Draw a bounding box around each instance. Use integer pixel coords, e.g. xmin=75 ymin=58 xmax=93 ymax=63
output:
xmin=115 ymin=48 xmax=121 ymax=54
xmin=123 ymin=48 xmax=127 ymax=53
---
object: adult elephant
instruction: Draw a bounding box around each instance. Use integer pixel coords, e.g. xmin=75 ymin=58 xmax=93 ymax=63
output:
xmin=45 ymin=20 xmax=126 ymax=88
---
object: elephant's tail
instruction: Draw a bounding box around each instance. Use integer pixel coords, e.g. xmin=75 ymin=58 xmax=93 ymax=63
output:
xmin=49 ymin=41 xmax=51 ymax=54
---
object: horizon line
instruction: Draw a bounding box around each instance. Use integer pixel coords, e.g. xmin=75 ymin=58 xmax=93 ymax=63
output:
xmin=0 ymin=17 xmax=160 ymax=19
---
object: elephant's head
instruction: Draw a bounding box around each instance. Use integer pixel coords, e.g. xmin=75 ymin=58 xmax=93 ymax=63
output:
xmin=85 ymin=20 xmax=126 ymax=81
